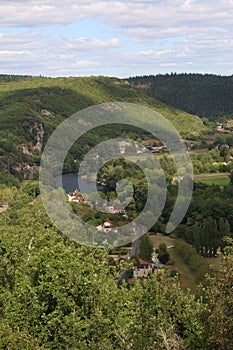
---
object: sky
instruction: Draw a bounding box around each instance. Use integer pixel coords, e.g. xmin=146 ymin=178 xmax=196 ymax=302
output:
xmin=0 ymin=0 xmax=233 ymax=77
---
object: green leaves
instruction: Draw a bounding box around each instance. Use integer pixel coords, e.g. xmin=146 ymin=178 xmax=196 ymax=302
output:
xmin=202 ymin=238 xmax=233 ymax=350
xmin=0 ymin=192 xmax=232 ymax=349
xmin=138 ymin=234 xmax=153 ymax=262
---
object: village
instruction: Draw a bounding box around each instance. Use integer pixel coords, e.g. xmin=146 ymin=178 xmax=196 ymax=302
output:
xmin=67 ymin=187 xmax=174 ymax=281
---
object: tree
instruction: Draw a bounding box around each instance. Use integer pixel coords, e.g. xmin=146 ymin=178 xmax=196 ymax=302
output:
xmin=21 ymin=181 xmax=40 ymax=199
xmin=229 ymin=171 xmax=233 ymax=185
xmin=219 ymin=144 xmax=230 ymax=162
xmin=138 ymin=234 xmax=153 ymax=261
xmin=127 ymin=271 xmax=205 ymax=349
xmin=203 ymin=238 xmax=233 ymax=349
xmin=0 ymin=320 xmax=42 ymax=350
xmin=218 ymin=218 xmax=231 ymax=252
xmin=156 ymin=243 xmax=170 ymax=264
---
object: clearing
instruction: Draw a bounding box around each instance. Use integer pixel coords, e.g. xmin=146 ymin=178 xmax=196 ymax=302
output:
xmin=149 ymin=233 xmax=221 ymax=294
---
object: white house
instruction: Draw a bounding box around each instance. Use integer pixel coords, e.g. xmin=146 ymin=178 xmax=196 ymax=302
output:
xmin=96 ymin=221 xmax=118 ymax=233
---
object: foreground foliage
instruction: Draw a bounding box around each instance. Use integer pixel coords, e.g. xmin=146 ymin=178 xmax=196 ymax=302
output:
xmin=0 ymin=189 xmax=232 ymax=349
xmin=202 ymin=238 xmax=233 ymax=350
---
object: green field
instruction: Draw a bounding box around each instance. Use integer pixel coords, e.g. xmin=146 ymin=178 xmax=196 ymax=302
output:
xmin=195 ymin=174 xmax=230 ymax=186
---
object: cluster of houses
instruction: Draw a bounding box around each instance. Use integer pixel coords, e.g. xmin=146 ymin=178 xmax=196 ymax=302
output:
xmin=151 ymin=145 xmax=167 ymax=153
xmin=95 ymin=202 xmax=126 ymax=215
xmin=216 ymin=122 xmax=233 ymax=134
xmin=118 ymin=140 xmax=147 ymax=154
xmin=68 ymin=188 xmax=127 ymax=216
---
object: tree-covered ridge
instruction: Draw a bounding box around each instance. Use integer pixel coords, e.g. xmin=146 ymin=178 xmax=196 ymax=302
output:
xmin=127 ymin=73 xmax=233 ymax=118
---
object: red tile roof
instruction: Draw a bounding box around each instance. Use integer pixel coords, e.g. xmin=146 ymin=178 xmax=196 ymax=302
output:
xmin=138 ymin=257 xmax=151 ymax=265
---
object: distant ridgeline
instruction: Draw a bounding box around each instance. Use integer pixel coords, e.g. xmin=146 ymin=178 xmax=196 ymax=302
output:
xmin=0 ymin=74 xmax=33 ymax=82
xmin=127 ymin=73 xmax=233 ymax=118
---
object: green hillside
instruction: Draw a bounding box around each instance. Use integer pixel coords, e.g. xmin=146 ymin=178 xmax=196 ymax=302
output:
xmin=128 ymin=73 xmax=233 ymax=118
xmin=0 ymin=75 xmax=206 ymax=179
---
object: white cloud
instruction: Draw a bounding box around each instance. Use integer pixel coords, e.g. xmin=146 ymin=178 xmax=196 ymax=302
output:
xmin=0 ymin=32 xmax=119 ymax=75
xmin=0 ymin=32 xmax=47 ymax=50
xmin=0 ymin=0 xmax=232 ymax=76
xmin=66 ymin=37 xmax=123 ymax=50
xmin=122 ymin=49 xmax=172 ymax=61
xmin=0 ymin=0 xmax=230 ymax=30
xmin=0 ymin=48 xmax=99 ymax=75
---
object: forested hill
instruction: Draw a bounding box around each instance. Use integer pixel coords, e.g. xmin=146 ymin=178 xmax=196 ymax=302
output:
xmin=0 ymin=74 xmax=33 ymax=82
xmin=0 ymin=75 xmax=205 ymax=180
xmin=127 ymin=73 xmax=233 ymax=118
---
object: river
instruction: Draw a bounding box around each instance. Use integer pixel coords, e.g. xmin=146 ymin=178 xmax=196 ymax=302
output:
xmin=56 ymin=173 xmax=105 ymax=194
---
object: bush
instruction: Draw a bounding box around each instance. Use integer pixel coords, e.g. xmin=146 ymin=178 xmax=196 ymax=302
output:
xmin=0 ymin=172 xmax=19 ymax=187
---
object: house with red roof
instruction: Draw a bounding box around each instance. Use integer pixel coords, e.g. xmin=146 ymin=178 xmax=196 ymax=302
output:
xmin=133 ymin=257 xmax=163 ymax=278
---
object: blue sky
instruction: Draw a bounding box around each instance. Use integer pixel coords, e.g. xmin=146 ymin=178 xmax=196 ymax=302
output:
xmin=0 ymin=0 xmax=232 ymax=77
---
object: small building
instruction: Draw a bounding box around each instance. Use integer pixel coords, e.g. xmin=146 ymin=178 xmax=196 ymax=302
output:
xmin=104 ymin=204 xmax=125 ymax=214
xmin=41 ymin=109 xmax=53 ymax=117
xmin=105 ymin=205 xmax=115 ymax=214
xmin=216 ymin=123 xmax=225 ymax=132
xmin=96 ymin=221 xmax=118 ymax=233
xmin=133 ymin=258 xmax=163 ymax=278
xmin=68 ymin=188 xmax=87 ymax=203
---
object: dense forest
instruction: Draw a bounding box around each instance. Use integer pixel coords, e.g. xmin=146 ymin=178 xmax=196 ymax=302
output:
xmin=128 ymin=73 xmax=233 ymax=118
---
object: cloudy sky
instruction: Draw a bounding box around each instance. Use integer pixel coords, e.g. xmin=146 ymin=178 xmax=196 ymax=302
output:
xmin=0 ymin=0 xmax=232 ymax=77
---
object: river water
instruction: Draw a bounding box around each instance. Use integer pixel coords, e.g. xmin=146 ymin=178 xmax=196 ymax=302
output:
xmin=56 ymin=173 xmax=104 ymax=194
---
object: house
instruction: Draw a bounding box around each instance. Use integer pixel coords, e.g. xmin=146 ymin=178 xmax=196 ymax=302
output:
xmin=96 ymin=220 xmax=118 ymax=233
xmin=172 ymin=176 xmax=184 ymax=184
xmin=41 ymin=109 xmax=53 ymax=117
xmin=133 ymin=257 xmax=163 ymax=278
xmin=105 ymin=205 xmax=115 ymax=214
xmin=151 ymin=145 xmax=167 ymax=153
xmin=105 ymin=204 xmax=125 ymax=214
xmin=216 ymin=123 xmax=225 ymax=132
xmin=68 ymin=188 xmax=87 ymax=203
